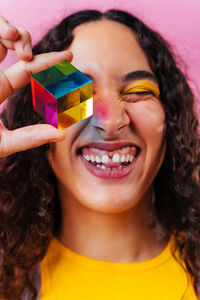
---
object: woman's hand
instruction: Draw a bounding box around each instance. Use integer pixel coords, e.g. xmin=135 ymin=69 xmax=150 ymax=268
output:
xmin=0 ymin=16 xmax=73 ymax=157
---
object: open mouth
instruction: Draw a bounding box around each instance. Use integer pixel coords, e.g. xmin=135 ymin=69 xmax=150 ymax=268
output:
xmin=77 ymin=145 xmax=141 ymax=179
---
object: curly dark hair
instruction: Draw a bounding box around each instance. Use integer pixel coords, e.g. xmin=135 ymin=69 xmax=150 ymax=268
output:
xmin=0 ymin=9 xmax=199 ymax=300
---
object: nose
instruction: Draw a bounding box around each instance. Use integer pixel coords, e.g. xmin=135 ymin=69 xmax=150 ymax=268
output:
xmin=90 ymin=85 xmax=130 ymax=137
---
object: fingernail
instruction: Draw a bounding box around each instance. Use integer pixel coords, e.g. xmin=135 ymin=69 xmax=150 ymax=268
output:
xmin=50 ymin=134 xmax=66 ymax=142
xmin=24 ymin=42 xmax=32 ymax=56
xmin=7 ymin=22 xmax=15 ymax=28
xmin=7 ymin=22 xmax=18 ymax=33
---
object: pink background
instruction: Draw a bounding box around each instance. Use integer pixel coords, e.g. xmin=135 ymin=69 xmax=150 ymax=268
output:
xmin=0 ymin=0 xmax=200 ymax=116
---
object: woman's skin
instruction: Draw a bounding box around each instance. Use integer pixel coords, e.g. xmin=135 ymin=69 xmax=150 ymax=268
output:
xmin=47 ymin=20 xmax=168 ymax=262
xmin=0 ymin=15 xmax=168 ymax=263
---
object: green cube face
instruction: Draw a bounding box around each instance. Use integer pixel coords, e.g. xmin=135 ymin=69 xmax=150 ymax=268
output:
xmin=31 ymin=60 xmax=93 ymax=129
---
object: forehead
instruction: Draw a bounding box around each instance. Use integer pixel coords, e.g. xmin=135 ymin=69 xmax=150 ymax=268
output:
xmin=68 ymin=19 xmax=152 ymax=77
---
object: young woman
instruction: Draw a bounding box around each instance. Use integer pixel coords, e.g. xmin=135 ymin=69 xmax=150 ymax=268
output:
xmin=0 ymin=9 xmax=199 ymax=300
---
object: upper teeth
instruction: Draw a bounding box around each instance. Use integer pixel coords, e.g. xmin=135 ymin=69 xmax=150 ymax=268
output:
xmin=83 ymin=153 xmax=134 ymax=163
xmin=112 ymin=153 xmax=120 ymax=163
xmin=102 ymin=155 xmax=109 ymax=163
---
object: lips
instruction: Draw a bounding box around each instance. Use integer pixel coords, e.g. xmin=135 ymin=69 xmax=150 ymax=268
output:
xmin=77 ymin=141 xmax=141 ymax=179
xmin=79 ymin=141 xmax=140 ymax=152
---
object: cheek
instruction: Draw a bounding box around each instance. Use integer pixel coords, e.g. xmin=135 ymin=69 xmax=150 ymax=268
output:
xmin=47 ymin=144 xmax=64 ymax=178
xmin=156 ymin=123 xmax=165 ymax=133
xmin=127 ymin=102 xmax=166 ymax=137
xmin=47 ymin=118 xmax=88 ymax=169
xmin=47 ymin=139 xmax=72 ymax=181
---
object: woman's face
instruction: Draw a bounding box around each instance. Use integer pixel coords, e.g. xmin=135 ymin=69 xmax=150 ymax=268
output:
xmin=48 ymin=19 xmax=166 ymax=213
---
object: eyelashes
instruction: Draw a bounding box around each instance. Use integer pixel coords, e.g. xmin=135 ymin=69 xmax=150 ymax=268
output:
xmin=122 ymin=91 xmax=156 ymax=96
xmin=120 ymin=90 xmax=157 ymax=102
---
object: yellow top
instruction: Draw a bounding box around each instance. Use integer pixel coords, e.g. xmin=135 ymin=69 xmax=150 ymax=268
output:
xmin=40 ymin=236 xmax=197 ymax=300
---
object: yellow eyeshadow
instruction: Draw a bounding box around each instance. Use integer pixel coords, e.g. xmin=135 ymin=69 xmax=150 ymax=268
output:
xmin=123 ymin=80 xmax=160 ymax=97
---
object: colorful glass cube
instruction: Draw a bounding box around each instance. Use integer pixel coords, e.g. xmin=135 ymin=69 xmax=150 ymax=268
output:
xmin=31 ymin=60 xmax=93 ymax=129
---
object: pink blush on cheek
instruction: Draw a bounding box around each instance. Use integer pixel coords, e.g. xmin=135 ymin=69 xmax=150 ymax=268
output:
xmin=93 ymin=102 xmax=109 ymax=120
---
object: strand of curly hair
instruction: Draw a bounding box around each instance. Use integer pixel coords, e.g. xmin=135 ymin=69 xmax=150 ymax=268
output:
xmin=0 ymin=9 xmax=199 ymax=300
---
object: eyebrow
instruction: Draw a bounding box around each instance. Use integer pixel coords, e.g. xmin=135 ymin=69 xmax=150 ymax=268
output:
xmin=121 ymin=70 xmax=158 ymax=84
xmin=84 ymin=70 xmax=158 ymax=85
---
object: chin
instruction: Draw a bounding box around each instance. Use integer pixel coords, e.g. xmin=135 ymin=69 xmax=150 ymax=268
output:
xmin=78 ymin=190 xmax=139 ymax=214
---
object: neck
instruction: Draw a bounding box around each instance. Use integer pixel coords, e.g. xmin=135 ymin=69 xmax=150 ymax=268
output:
xmin=57 ymin=184 xmax=168 ymax=263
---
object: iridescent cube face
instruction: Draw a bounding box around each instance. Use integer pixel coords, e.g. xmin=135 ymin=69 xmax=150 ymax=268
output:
xmin=31 ymin=60 xmax=93 ymax=129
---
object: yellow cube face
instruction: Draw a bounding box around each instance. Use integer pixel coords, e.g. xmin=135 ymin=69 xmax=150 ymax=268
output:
xmin=58 ymin=97 xmax=93 ymax=130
